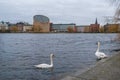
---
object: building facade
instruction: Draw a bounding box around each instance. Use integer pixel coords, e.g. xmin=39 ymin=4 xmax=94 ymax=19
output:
xmin=90 ymin=18 xmax=100 ymax=33
xmin=50 ymin=23 xmax=76 ymax=32
xmin=23 ymin=25 xmax=33 ymax=32
xmin=16 ymin=22 xmax=24 ymax=32
xmin=104 ymin=24 xmax=120 ymax=33
xmin=0 ymin=21 xmax=9 ymax=32
xmin=33 ymin=15 xmax=50 ymax=32
xmin=76 ymin=25 xmax=90 ymax=33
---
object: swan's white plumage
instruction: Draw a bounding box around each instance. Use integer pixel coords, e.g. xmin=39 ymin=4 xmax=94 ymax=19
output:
xmin=95 ymin=42 xmax=107 ymax=59
xmin=35 ymin=63 xmax=53 ymax=68
xmin=35 ymin=54 xmax=54 ymax=69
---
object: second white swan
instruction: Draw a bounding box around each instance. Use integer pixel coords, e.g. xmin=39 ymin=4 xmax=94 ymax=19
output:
xmin=95 ymin=42 xmax=107 ymax=59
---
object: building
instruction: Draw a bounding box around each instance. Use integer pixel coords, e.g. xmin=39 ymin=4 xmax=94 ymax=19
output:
xmin=23 ymin=24 xmax=33 ymax=32
xmin=16 ymin=22 xmax=24 ymax=32
xmin=104 ymin=24 xmax=120 ymax=33
xmin=50 ymin=23 xmax=76 ymax=32
xmin=33 ymin=15 xmax=50 ymax=32
xmin=0 ymin=21 xmax=9 ymax=32
xmin=84 ymin=26 xmax=90 ymax=33
xmin=90 ymin=18 xmax=100 ymax=33
xmin=9 ymin=23 xmax=17 ymax=32
xmin=76 ymin=25 xmax=90 ymax=33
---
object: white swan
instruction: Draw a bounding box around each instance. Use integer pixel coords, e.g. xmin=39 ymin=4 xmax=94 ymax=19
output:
xmin=35 ymin=54 xmax=54 ymax=69
xmin=95 ymin=42 xmax=107 ymax=59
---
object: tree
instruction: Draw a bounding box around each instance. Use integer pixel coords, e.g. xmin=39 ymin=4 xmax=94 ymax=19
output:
xmin=67 ymin=26 xmax=74 ymax=33
xmin=110 ymin=0 xmax=120 ymax=40
xmin=99 ymin=26 xmax=104 ymax=33
xmin=110 ymin=0 xmax=120 ymax=22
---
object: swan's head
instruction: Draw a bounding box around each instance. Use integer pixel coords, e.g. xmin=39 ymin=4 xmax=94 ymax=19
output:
xmin=98 ymin=42 xmax=100 ymax=46
xmin=50 ymin=53 xmax=54 ymax=58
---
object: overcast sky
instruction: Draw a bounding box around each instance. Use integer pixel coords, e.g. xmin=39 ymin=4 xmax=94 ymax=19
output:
xmin=0 ymin=0 xmax=115 ymax=25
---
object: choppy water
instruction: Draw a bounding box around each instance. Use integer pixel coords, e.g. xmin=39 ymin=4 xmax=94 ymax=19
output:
xmin=0 ymin=33 xmax=119 ymax=80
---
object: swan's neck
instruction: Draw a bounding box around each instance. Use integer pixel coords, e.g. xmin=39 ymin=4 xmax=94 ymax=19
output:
xmin=50 ymin=56 xmax=53 ymax=66
xmin=96 ymin=43 xmax=100 ymax=52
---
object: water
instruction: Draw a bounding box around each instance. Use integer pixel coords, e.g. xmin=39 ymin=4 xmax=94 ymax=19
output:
xmin=0 ymin=33 xmax=119 ymax=80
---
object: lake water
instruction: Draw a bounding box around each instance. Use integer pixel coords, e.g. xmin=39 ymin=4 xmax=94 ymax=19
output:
xmin=0 ymin=33 xmax=119 ymax=80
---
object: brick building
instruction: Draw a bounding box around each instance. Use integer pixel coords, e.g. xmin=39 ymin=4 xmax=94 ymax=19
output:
xmin=16 ymin=22 xmax=24 ymax=32
xmin=90 ymin=18 xmax=100 ymax=33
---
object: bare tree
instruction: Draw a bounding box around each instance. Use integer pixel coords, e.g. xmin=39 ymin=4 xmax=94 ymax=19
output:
xmin=110 ymin=0 xmax=120 ymax=40
xmin=110 ymin=0 xmax=120 ymax=22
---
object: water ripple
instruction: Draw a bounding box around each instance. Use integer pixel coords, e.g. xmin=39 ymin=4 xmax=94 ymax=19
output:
xmin=0 ymin=33 xmax=119 ymax=80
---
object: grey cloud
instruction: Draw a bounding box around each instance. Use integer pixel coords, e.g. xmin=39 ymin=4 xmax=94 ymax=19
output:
xmin=0 ymin=0 xmax=115 ymax=25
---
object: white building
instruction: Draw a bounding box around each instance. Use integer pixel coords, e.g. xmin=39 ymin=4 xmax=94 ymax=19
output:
xmin=23 ymin=25 xmax=33 ymax=32
xmin=0 ymin=22 xmax=9 ymax=31
xmin=51 ymin=23 xmax=76 ymax=32
xmin=76 ymin=25 xmax=90 ymax=33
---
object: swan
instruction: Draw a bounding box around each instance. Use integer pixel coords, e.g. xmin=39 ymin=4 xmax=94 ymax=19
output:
xmin=95 ymin=42 xmax=107 ymax=59
xmin=35 ymin=54 xmax=54 ymax=69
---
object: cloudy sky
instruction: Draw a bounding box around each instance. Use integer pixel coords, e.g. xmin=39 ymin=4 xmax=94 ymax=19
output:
xmin=0 ymin=0 xmax=115 ymax=25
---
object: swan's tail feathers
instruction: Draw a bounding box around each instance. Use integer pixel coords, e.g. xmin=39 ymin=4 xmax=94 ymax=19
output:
xmin=101 ymin=54 xmax=108 ymax=59
xmin=34 ymin=65 xmax=43 ymax=69
xmin=104 ymin=55 xmax=108 ymax=58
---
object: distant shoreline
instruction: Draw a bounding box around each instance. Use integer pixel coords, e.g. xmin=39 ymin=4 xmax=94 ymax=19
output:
xmin=0 ymin=32 xmax=119 ymax=33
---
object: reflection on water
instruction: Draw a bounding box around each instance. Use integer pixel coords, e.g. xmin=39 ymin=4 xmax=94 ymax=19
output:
xmin=0 ymin=33 xmax=119 ymax=80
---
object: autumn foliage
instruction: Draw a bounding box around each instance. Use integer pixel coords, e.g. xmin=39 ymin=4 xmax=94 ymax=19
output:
xmin=67 ymin=26 xmax=74 ymax=32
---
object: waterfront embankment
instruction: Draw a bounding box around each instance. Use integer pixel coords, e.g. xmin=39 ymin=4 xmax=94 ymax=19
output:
xmin=61 ymin=51 xmax=120 ymax=80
